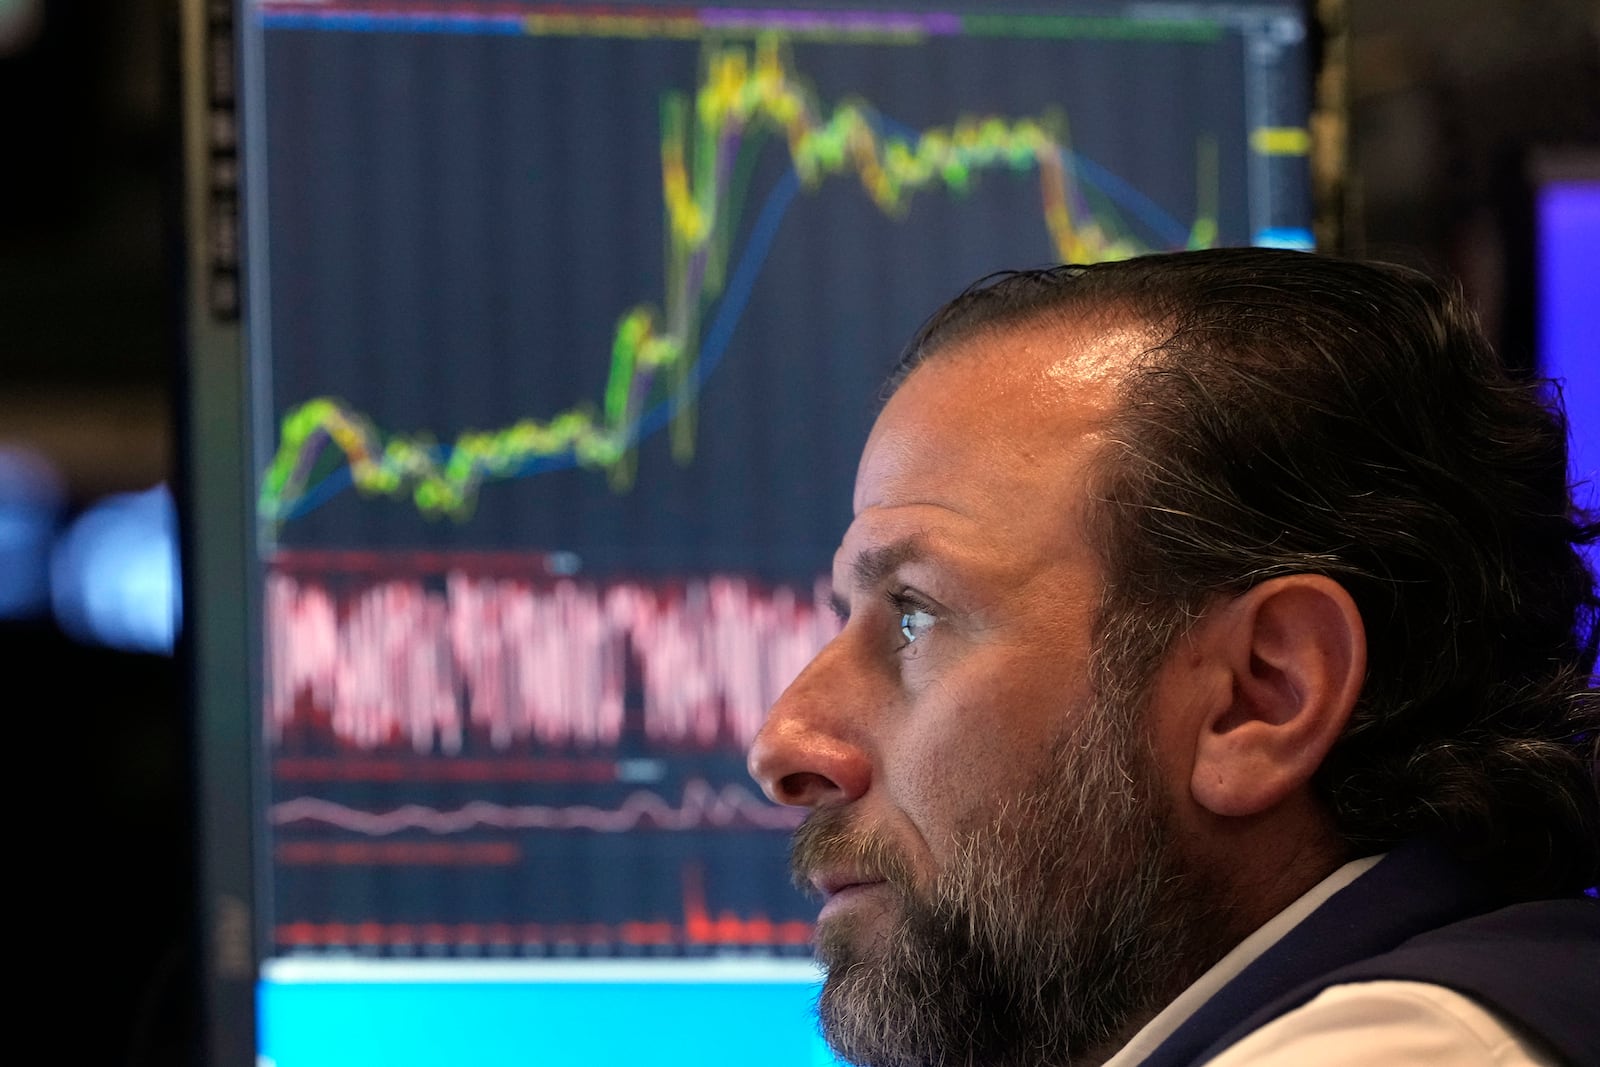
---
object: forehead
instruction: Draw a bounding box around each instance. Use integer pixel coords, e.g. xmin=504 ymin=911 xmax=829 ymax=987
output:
xmin=855 ymin=320 xmax=1133 ymax=509
xmin=841 ymin=319 xmax=1137 ymax=581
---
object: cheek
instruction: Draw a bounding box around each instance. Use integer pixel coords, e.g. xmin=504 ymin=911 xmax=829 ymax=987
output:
xmin=888 ymin=664 xmax=1078 ymax=857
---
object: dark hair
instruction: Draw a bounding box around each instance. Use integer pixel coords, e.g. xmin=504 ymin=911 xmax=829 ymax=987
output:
xmin=896 ymin=248 xmax=1600 ymax=895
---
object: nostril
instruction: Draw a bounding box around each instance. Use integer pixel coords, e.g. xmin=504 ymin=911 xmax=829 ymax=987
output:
xmin=777 ymin=771 xmax=818 ymax=806
xmin=773 ymin=769 xmax=843 ymax=808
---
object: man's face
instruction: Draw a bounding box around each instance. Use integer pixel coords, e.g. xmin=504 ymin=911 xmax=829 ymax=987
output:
xmin=747 ymin=323 xmax=1216 ymax=1066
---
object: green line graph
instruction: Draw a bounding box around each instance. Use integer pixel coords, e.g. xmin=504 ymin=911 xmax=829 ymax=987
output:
xmin=260 ymin=36 xmax=1218 ymax=526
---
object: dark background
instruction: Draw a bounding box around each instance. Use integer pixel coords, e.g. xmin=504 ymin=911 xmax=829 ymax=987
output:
xmin=1 ymin=1 xmax=1596 ymax=1063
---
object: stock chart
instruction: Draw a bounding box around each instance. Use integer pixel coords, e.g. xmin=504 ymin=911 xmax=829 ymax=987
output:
xmin=250 ymin=0 xmax=1307 ymax=964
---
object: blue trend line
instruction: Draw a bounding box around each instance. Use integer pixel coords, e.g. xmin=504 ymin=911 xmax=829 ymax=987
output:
xmin=283 ymin=116 xmax=1177 ymax=519
xmin=1063 ymin=149 xmax=1190 ymax=248
xmin=640 ymin=170 xmax=802 ymax=440
xmin=287 ymin=168 xmax=804 ymax=520
xmin=287 ymin=463 xmax=353 ymax=520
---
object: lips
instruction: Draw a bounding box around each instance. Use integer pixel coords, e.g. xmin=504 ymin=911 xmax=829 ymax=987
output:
xmin=808 ymin=872 xmax=897 ymax=928
xmin=789 ymin=807 xmax=913 ymax=913
xmin=812 ymin=872 xmax=886 ymax=900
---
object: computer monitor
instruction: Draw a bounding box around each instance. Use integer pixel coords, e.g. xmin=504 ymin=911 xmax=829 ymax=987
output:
xmin=179 ymin=2 xmax=1321 ymax=1063
xmin=1532 ymin=153 xmax=1600 ymax=516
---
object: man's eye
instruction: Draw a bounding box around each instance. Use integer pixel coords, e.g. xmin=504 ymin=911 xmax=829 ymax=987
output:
xmin=898 ymin=607 xmax=936 ymax=645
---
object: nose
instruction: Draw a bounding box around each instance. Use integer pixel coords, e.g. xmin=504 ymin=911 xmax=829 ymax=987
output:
xmin=747 ymin=640 xmax=872 ymax=809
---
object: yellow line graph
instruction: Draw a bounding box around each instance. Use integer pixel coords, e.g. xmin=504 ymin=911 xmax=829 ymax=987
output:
xmin=261 ymin=36 xmax=1218 ymax=525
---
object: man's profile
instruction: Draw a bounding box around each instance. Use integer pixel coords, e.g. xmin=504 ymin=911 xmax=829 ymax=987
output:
xmin=747 ymin=248 xmax=1600 ymax=1067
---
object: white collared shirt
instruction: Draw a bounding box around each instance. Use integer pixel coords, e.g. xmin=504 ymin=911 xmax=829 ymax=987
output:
xmin=1102 ymin=856 xmax=1560 ymax=1066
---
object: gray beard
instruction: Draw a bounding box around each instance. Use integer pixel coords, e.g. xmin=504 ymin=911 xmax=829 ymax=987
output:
xmin=790 ymin=697 xmax=1231 ymax=1067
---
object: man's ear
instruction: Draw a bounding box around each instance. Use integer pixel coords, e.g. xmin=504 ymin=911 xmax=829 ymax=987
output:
xmin=1188 ymin=575 xmax=1366 ymax=818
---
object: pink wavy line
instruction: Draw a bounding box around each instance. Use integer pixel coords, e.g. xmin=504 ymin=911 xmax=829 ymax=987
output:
xmin=269 ymin=779 xmax=803 ymax=835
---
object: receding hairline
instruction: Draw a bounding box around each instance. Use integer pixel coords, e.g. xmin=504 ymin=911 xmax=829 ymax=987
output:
xmin=888 ymin=295 xmax=1166 ymax=405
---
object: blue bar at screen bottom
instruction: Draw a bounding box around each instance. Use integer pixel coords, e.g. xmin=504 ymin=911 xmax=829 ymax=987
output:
xmin=259 ymin=978 xmax=844 ymax=1067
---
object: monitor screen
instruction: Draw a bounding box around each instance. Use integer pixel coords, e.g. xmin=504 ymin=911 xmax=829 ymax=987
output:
xmin=180 ymin=2 xmax=1318 ymax=1063
xmin=1534 ymin=156 xmax=1600 ymax=516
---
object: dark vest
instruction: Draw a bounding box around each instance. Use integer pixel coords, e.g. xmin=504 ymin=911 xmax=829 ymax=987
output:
xmin=1138 ymin=842 xmax=1600 ymax=1066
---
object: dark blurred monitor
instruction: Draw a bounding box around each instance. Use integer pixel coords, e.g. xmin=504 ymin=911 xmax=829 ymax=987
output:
xmin=180 ymin=2 xmax=1320 ymax=1063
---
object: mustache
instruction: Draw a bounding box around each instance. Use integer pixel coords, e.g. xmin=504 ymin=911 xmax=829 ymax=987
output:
xmin=788 ymin=805 xmax=918 ymax=899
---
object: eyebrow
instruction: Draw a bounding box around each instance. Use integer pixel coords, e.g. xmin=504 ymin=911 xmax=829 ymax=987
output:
xmin=831 ymin=536 xmax=929 ymax=620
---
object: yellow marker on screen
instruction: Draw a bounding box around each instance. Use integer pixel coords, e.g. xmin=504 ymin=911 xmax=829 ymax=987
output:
xmin=1251 ymin=126 xmax=1311 ymax=156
